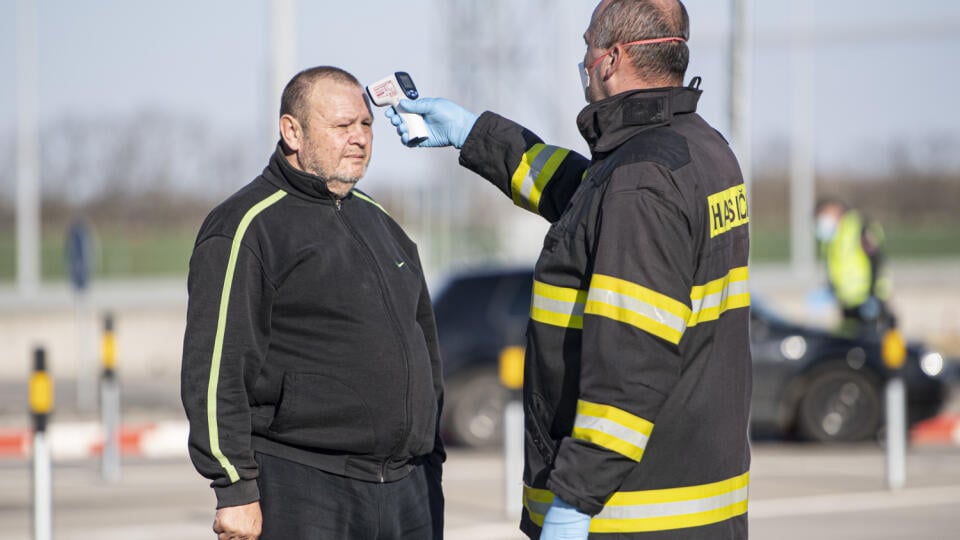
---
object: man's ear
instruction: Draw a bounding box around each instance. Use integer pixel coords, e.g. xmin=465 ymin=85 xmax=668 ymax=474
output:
xmin=603 ymin=44 xmax=624 ymax=81
xmin=279 ymin=114 xmax=302 ymax=152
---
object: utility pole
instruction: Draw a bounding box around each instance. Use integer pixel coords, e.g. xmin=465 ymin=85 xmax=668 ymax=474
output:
xmin=267 ymin=0 xmax=296 ymax=148
xmin=789 ymin=0 xmax=816 ymax=276
xmin=16 ymin=0 xmax=41 ymax=297
xmin=730 ymin=0 xmax=753 ymax=202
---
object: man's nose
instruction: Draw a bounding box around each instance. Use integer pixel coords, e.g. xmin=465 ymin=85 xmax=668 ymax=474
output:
xmin=348 ymin=125 xmax=370 ymax=146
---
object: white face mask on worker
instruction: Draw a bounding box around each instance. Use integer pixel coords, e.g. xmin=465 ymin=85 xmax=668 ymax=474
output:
xmin=578 ymin=61 xmax=590 ymax=103
xmin=816 ymin=215 xmax=838 ymax=242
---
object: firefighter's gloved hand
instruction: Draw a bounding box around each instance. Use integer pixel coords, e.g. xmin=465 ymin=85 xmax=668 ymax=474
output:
xmin=387 ymin=98 xmax=478 ymax=148
xmin=540 ymin=497 xmax=591 ymax=540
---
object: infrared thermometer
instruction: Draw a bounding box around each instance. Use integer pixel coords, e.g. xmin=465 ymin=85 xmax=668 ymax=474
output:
xmin=366 ymin=71 xmax=429 ymax=147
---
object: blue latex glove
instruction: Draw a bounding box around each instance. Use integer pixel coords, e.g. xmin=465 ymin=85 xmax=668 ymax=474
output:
xmin=385 ymin=98 xmax=478 ymax=148
xmin=540 ymin=497 xmax=591 ymax=540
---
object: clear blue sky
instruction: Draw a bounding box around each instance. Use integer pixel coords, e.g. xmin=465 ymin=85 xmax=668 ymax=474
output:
xmin=2 ymin=0 xmax=959 ymax=194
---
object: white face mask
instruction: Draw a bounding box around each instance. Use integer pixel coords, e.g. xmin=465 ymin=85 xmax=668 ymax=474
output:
xmin=577 ymin=61 xmax=590 ymax=103
xmin=815 ymin=215 xmax=839 ymax=242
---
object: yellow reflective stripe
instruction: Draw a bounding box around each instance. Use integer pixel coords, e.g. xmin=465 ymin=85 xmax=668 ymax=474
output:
xmin=523 ymin=472 xmax=750 ymax=533
xmin=573 ymin=400 xmax=653 ymax=461
xmin=511 ymin=144 xmax=545 ymax=209
xmin=351 ymin=190 xmax=388 ymax=215
xmin=687 ymin=266 xmax=750 ymax=328
xmin=593 ymin=472 xmax=750 ymax=533
xmin=585 ymin=274 xmax=691 ymax=345
xmin=530 ymin=280 xmax=587 ymax=330
xmin=510 ymin=144 xmax=569 ymax=214
xmin=207 ymin=189 xmax=287 ymax=483
xmin=529 ymin=147 xmax=570 ymax=211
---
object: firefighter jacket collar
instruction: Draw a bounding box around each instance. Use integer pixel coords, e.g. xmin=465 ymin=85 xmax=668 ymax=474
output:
xmin=576 ymin=86 xmax=701 ymax=155
xmin=263 ymin=143 xmax=340 ymax=203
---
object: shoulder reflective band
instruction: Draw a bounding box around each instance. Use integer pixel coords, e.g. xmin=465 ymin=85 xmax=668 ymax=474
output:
xmin=511 ymin=144 xmax=570 ymax=214
xmin=686 ymin=266 xmax=750 ymax=328
xmin=572 ymin=400 xmax=653 ymax=461
xmin=524 ymin=471 xmax=749 ymax=533
xmin=530 ymin=280 xmax=587 ymax=329
xmin=207 ymin=189 xmax=287 ymax=483
xmin=586 ymin=274 xmax=690 ymax=345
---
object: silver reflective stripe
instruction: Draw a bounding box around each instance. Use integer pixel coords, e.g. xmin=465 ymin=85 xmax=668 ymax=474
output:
xmin=690 ymin=278 xmax=750 ymax=315
xmin=532 ymin=295 xmax=585 ymax=318
xmin=517 ymin=146 xmax=561 ymax=208
xmin=597 ymin=486 xmax=750 ymax=520
xmin=574 ymin=414 xmax=650 ymax=452
xmin=587 ymin=287 xmax=687 ymax=335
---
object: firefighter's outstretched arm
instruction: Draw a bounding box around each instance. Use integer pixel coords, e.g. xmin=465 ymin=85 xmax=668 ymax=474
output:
xmin=387 ymin=98 xmax=591 ymax=223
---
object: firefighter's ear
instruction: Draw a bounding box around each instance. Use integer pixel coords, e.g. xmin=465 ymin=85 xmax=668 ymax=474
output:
xmin=280 ymin=114 xmax=302 ymax=153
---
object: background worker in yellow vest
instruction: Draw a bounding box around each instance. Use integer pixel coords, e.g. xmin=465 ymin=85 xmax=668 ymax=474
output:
xmin=815 ymin=198 xmax=894 ymax=334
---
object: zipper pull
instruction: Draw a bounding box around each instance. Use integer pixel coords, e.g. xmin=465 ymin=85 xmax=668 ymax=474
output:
xmin=335 ymin=198 xmax=342 ymax=210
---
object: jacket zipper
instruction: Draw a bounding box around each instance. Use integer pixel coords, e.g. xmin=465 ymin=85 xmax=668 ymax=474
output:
xmin=335 ymin=196 xmax=411 ymax=483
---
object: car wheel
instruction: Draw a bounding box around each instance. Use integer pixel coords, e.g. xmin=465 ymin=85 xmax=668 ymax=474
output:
xmin=797 ymin=367 xmax=882 ymax=443
xmin=442 ymin=372 xmax=510 ymax=448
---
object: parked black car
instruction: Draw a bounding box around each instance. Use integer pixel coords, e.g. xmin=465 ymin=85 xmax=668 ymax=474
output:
xmin=432 ymin=267 xmax=951 ymax=447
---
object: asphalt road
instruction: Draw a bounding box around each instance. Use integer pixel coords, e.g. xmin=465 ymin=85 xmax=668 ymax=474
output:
xmin=2 ymin=443 xmax=959 ymax=540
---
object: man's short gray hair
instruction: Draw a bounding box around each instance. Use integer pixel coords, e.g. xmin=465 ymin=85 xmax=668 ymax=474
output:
xmin=590 ymin=0 xmax=690 ymax=84
xmin=280 ymin=66 xmax=362 ymax=126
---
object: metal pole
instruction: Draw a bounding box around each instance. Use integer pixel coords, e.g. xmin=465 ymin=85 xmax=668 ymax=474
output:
xmin=30 ymin=347 xmax=54 ymax=540
xmin=499 ymin=346 xmax=525 ymax=518
xmin=100 ymin=313 xmax=121 ymax=482
xmin=882 ymin=327 xmax=908 ymax=490
xmin=75 ymin=291 xmax=96 ymax=411
xmin=884 ymin=376 xmax=907 ymax=490
xmin=730 ymin=0 xmax=753 ymax=199
xmin=503 ymin=399 xmax=523 ymax=518
xmin=788 ymin=0 xmax=816 ymax=277
xmin=267 ymin=0 xmax=296 ymax=148
xmin=16 ymin=0 xmax=41 ymax=297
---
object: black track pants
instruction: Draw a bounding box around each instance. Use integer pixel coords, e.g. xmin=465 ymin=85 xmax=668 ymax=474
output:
xmin=255 ymin=452 xmax=442 ymax=540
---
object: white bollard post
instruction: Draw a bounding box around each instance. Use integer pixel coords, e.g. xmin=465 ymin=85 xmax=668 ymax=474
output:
xmin=882 ymin=326 xmax=908 ymax=491
xmin=884 ymin=376 xmax=906 ymax=490
xmin=499 ymin=346 xmax=526 ymax=518
xmin=33 ymin=430 xmax=53 ymax=540
xmin=30 ymin=346 xmax=54 ymax=540
xmin=100 ymin=313 xmax=121 ymax=482
xmin=503 ymin=399 xmax=524 ymax=518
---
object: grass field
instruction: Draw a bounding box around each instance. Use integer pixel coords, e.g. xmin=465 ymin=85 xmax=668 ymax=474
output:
xmin=0 ymin=221 xmax=958 ymax=283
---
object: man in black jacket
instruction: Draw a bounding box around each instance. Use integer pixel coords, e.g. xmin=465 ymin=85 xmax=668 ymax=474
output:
xmin=181 ymin=66 xmax=445 ymax=540
xmin=387 ymin=1 xmax=750 ymax=538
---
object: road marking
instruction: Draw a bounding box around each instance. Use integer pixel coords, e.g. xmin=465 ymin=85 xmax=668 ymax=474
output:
xmin=750 ymin=485 xmax=960 ymax=519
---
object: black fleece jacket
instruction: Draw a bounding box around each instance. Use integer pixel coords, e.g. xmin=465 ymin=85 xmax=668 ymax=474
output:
xmin=181 ymin=146 xmax=444 ymax=508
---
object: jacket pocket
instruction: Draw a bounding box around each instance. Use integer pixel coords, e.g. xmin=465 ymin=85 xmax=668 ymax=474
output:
xmin=526 ymin=393 xmax=558 ymax=466
xmin=268 ymin=372 xmax=378 ymax=453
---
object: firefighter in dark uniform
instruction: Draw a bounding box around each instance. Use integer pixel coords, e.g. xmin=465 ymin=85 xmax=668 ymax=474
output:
xmin=387 ymin=1 xmax=750 ymax=538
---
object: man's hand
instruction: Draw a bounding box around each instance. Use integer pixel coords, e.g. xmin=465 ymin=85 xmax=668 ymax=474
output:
xmin=213 ymin=501 xmax=262 ymax=540
xmin=385 ymin=98 xmax=478 ymax=149
xmin=540 ymin=496 xmax=591 ymax=540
